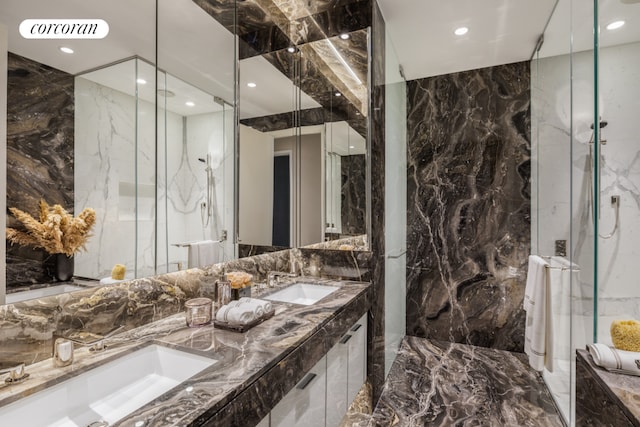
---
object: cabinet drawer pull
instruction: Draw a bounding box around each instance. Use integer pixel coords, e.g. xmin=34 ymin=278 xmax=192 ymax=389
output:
xmin=350 ymin=324 xmax=362 ymax=332
xmin=340 ymin=334 xmax=352 ymax=344
xmin=297 ymin=373 xmax=317 ymax=390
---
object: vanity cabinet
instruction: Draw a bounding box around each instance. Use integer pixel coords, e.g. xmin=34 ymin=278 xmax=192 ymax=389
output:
xmin=265 ymin=313 xmax=368 ymax=427
xmin=271 ymin=356 xmax=327 ymax=427
xmin=326 ymin=333 xmax=349 ymax=426
xmin=347 ymin=314 xmax=367 ymax=403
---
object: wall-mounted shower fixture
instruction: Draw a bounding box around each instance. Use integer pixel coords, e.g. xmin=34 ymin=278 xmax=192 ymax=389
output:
xmin=199 ymin=154 xmax=214 ymax=228
xmin=600 ymin=195 xmax=620 ymax=239
xmin=587 ymin=119 xmax=619 ymax=239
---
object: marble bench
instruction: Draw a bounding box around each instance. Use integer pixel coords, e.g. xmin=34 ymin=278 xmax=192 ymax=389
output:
xmin=366 ymin=336 xmax=564 ymax=426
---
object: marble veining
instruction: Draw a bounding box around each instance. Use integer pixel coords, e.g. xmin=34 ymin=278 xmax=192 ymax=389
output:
xmin=576 ymin=350 xmax=640 ymax=426
xmin=406 ymin=61 xmax=531 ymax=352
xmin=368 ymin=0 xmax=386 ymax=401
xmin=6 ymin=52 xmax=75 ymax=287
xmin=341 ymin=154 xmax=367 ymax=235
xmin=291 ymin=246 xmax=371 ymax=282
xmin=193 ymin=0 xmax=371 ymax=58
xmin=0 ymin=277 xmax=371 ymax=427
xmin=369 ymin=336 xmax=563 ymax=426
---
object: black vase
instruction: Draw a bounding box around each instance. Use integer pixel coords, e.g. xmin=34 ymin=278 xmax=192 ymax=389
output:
xmin=55 ymin=253 xmax=74 ymax=281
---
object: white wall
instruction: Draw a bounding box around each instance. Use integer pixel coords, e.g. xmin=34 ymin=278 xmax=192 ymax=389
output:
xmin=300 ymin=134 xmax=323 ymax=246
xmin=274 ymin=134 xmax=323 ymax=246
xmin=0 ymin=24 xmax=7 ymax=304
xmin=239 ymin=125 xmax=274 ymax=245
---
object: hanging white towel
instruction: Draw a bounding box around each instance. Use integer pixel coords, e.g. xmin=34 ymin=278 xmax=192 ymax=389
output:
xmin=524 ymin=255 xmax=554 ymax=372
xmin=588 ymin=343 xmax=640 ymax=376
xmin=188 ymin=240 xmax=219 ymax=269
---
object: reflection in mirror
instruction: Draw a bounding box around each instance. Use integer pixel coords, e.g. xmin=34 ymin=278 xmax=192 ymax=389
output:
xmin=238 ymin=29 xmax=370 ymax=253
xmin=1 ymin=0 xmax=236 ymax=303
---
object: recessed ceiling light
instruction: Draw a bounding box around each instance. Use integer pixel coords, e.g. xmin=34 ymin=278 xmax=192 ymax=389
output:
xmin=606 ymin=20 xmax=625 ymax=30
xmin=247 ymin=82 xmax=257 ymax=88
xmin=454 ymin=27 xmax=469 ymax=36
xmin=349 ymin=145 xmax=355 ymax=149
xmin=339 ymin=33 xmax=350 ymax=40
xmin=335 ymin=92 xmax=341 ymax=97
xmin=185 ymin=101 xmax=195 ymax=107
xmin=136 ymin=78 xmax=147 ymax=85
xmin=59 ymin=46 xmax=74 ymax=54
xmin=287 ymin=46 xmax=296 ymax=53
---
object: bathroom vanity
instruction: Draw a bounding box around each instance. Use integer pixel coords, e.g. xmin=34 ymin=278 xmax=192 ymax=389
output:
xmin=576 ymin=350 xmax=640 ymax=426
xmin=0 ymin=278 xmax=371 ymax=426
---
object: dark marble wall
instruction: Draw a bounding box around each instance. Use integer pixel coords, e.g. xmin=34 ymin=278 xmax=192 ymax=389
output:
xmin=405 ymin=62 xmax=531 ymax=352
xmin=369 ymin=0 xmax=386 ymax=402
xmin=6 ymin=53 xmax=75 ymax=288
xmin=341 ymin=154 xmax=366 ymax=235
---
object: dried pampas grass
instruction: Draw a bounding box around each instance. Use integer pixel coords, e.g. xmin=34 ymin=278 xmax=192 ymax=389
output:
xmin=6 ymin=200 xmax=96 ymax=256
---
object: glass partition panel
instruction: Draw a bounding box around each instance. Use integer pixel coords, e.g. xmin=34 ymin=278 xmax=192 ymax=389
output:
xmin=595 ymin=0 xmax=640 ymax=344
xmin=383 ymin=27 xmax=407 ymax=376
xmin=157 ymin=0 xmax=236 ymax=270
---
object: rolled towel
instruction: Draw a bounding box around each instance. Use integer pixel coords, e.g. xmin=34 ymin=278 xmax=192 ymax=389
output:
xmin=215 ymin=304 xmax=255 ymax=325
xmin=611 ymin=319 xmax=640 ymax=352
xmin=228 ymin=300 xmax=265 ymax=318
xmin=588 ymin=343 xmax=640 ymax=375
xmin=239 ymin=297 xmax=273 ymax=314
xmin=111 ymin=264 xmax=126 ymax=280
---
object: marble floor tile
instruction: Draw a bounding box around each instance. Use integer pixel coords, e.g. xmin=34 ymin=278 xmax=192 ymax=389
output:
xmin=369 ymin=336 xmax=564 ymax=427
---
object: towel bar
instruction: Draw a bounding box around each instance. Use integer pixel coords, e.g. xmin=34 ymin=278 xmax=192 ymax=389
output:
xmin=172 ymin=240 xmax=223 ymax=248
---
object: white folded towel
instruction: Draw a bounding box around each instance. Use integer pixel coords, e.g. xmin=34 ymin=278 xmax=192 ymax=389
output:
xmin=524 ymin=255 xmax=554 ymax=372
xmin=215 ymin=304 xmax=255 ymax=325
xmin=588 ymin=343 xmax=640 ymax=375
xmin=188 ymin=240 xmax=219 ymax=269
xmin=228 ymin=300 xmax=265 ymax=318
xmin=239 ymin=297 xmax=273 ymax=314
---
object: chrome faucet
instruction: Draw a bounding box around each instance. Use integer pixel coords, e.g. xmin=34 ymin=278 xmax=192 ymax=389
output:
xmin=53 ymin=325 xmax=125 ymax=367
xmin=0 ymin=363 xmax=29 ymax=384
xmin=267 ymin=271 xmax=298 ymax=288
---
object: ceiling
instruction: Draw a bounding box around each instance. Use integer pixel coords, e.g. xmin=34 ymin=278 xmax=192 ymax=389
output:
xmin=4 ymin=0 xmax=640 ymax=115
xmin=376 ymin=0 xmax=558 ymax=81
xmin=378 ymin=0 xmax=640 ymax=81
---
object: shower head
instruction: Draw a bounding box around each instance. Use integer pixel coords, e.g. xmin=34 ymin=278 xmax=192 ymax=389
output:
xmin=590 ymin=120 xmax=608 ymax=129
xmin=198 ymin=158 xmax=206 ymax=163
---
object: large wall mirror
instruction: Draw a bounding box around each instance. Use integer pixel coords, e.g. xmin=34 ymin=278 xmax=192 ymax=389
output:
xmin=1 ymin=0 xmax=371 ymax=304
xmin=235 ymin=4 xmax=371 ymax=253
xmin=0 ymin=0 xmax=236 ymax=303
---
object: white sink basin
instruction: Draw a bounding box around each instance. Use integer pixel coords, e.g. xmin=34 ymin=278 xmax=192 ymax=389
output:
xmin=264 ymin=283 xmax=339 ymax=305
xmin=0 ymin=344 xmax=216 ymax=427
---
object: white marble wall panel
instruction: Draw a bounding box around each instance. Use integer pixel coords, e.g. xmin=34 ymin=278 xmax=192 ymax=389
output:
xmin=75 ymin=68 xmax=234 ymax=278
xmin=74 ymin=76 xmax=139 ymax=279
xmin=165 ymin=111 xmax=230 ymax=270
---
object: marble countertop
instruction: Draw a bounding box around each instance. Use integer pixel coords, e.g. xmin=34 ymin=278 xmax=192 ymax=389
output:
xmin=0 ymin=277 xmax=371 ymax=426
xmin=577 ymin=349 xmax=640 ymax=422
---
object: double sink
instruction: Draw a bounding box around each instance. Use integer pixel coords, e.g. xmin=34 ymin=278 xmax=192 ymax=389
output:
xmin=0 ymin=281 xmax=339 ymax=426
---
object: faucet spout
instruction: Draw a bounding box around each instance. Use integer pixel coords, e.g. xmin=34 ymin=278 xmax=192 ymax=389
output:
xmin=0 ymin=363 xmax=29 ymax=383
xmin=267 ymin=271 xmax=298 ymax=288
